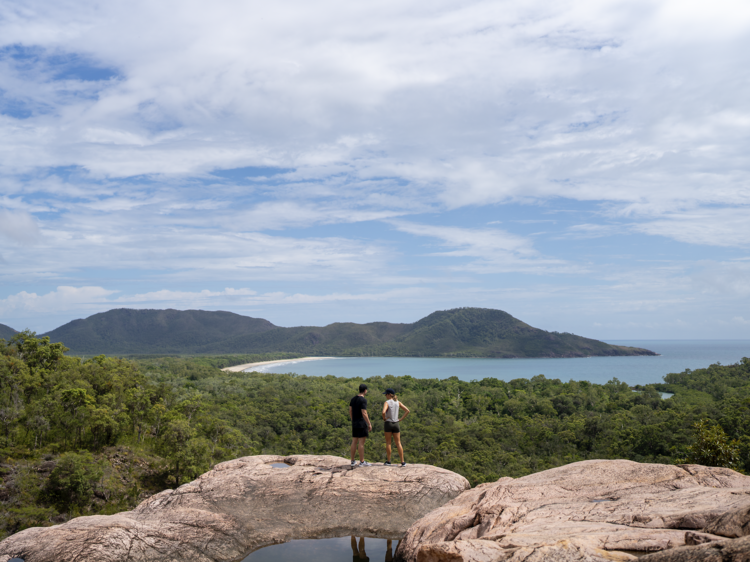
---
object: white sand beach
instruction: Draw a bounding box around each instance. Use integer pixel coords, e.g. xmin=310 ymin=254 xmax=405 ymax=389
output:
xmin=221 ymin=357 xmax=337 ymax=372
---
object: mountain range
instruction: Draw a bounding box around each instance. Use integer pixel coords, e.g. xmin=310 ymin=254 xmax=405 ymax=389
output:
xmin=0 ymin=307 xmax=657 ymax=358
xmin=0 ymin=323 xmax=17 ymax=340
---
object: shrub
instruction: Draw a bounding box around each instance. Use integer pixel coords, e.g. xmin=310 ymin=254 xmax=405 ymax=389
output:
xmin=43 ymin=451 xmax=104 ymax=509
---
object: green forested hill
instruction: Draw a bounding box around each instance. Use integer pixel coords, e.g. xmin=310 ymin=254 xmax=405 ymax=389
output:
xmin=41 ymin=307 xmax=654 ymax=357
xmin=190 ymin=307 xmax=655 ymax=357
xmin=42 ymin=308 xmax=276 ymax=355
xmin=0 ymin=323 xmax=16 ymax=340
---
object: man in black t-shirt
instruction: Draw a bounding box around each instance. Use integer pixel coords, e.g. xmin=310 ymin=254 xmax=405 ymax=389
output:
xmin=349 ymin=383 xmax=372 ymax=467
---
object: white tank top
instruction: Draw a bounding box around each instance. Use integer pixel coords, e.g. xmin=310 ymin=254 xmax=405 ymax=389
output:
xmin=385 ymin=399 xmax=399 ymax=422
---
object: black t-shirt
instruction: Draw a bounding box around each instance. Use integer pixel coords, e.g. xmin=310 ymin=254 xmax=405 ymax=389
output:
xmin=350 ymin=395 xmax=368 ymax=427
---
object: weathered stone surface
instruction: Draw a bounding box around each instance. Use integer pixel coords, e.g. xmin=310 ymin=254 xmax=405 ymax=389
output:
xmin=0 ymin=455 xmax=469 ymax=562
xmin=396 ymin=460 xmax=750 ymax=562
xmin=639 ymin=535 xmax=750 ymax=561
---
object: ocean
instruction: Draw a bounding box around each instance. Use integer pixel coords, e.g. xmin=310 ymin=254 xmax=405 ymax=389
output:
xmin=250 ymin=340 xmax=750 ymax=386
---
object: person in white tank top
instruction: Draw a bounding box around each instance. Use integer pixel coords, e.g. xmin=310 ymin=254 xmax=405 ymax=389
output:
xmin=381 ymin=388 xmax=410 ymax=466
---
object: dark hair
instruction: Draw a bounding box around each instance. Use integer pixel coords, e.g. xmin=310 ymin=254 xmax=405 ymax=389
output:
xmin=359 ymin=383 xmax=368 ymax=393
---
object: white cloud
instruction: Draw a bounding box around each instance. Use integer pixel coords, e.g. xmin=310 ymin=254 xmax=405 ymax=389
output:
xmin=0 ymin=0 xmax=749 ymax=336
xmin=691 ymin=261 xmax=750 ymax=296
xmin=0 ymin=286 xmax=117 ymax=316
xmin=635 ymin=209 xmax=750 ymax=248
xmin=0 ymin=285 xmax=433 ymax=324
xmin=0 ymin=209 xmax=40 ymax=245
xmin=0 ymin=217 xmax=393 ymax=282
xmin=390 ymin=221 xmax=580 ymax=274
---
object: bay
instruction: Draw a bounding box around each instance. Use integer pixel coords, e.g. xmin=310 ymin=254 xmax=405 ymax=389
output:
xmin=251 ymin=340 xmax=750 ymax=386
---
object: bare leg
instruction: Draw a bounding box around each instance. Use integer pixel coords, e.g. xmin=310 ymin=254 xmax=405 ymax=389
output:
xmin=384 ymin=432 xmax=392 ymax=462
xmin=394 ymin=432 xmax=404 ymax=463
xmin=386 ymin=539 xmax=393 ymax=562
xmin=358 ymin=437 xmax=366 ymax=462
xmin=351 ymin=536 xmax=359 ymax=556
xmin=359 ymin=537 xmax=367 ymax=558
xmin=350 ymin=437 xmax=358 ymax=461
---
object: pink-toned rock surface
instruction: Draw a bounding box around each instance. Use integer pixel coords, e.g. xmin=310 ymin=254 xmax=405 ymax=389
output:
xmin=396 ymin=459 xmax=750 ymax=562
xmin=637 ymin=534 xmax=750 ymax=561
xmin=0 ymin=455 xmax=469 ymax=562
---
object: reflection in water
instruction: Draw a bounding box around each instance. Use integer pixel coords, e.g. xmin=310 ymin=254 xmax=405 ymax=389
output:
xmin=243 ymin=536 xmax=399 ymax=562
xmin=351 ymin=537 xmax=395 ymax=562
xmin=351 ymin=536 xmax=369 ymax=561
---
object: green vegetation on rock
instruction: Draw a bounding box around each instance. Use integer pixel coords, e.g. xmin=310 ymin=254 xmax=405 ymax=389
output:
xmin=41 ymin=307 xmax=655 ymax=358
xmin=1 ymin=331 xmax=747 ymax=541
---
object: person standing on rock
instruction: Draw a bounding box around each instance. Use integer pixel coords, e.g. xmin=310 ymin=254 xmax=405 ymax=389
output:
xmin=382 ymin=388 xmax=410 ymax=467
xmin=349 ymin=383 xmax=372 ymax=467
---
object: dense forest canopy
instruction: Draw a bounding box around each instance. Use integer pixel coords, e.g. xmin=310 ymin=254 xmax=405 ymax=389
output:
xmin=0 ymin=331 xmax=746 ymax=540
xmin=40 ymin=307 xmax=655 ymax=358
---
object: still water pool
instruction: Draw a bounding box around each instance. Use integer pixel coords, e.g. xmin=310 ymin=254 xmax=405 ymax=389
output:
xmin=243 ymin=537 xmax=399 ymax=562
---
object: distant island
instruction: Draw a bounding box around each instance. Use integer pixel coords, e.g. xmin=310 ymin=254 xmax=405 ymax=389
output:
xmin=12 ymin=307 xmax=657 ymax=358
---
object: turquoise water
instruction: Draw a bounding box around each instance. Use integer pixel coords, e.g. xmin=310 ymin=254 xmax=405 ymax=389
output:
xmin=243 ymin=537 xmax=397 ymax=562
xmin=252 ymin=340 xmax=749 ymax=386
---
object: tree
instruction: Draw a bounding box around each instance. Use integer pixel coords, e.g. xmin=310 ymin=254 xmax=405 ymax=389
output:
xmin=57 ymin=388 xmax=94 ymax=448
xmin=159 ymin=418 xmax=194 ymax=486
xmin=43 ymin=451 xmax=104 ymax=510
xmin=684 ymin=419 xmax=740 ymax=469
xmin=8 ymin=331 xmax=67 ymax=374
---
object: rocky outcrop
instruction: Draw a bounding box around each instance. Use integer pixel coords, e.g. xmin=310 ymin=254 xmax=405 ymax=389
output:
xmin=639 ymin=535 xmax=750 ymax=561
xmin=395 ymin=459 xmax=750 ymax=562
xmin=0 ymin=455 xmax=469 ymax=562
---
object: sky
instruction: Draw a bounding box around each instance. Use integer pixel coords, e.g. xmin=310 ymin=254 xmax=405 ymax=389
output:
xmin=1 ymin=0 xmax=749 ymax=339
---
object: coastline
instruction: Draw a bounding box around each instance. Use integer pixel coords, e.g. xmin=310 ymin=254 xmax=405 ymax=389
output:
xmin=221 ymin=356 xmax=337 ymax=372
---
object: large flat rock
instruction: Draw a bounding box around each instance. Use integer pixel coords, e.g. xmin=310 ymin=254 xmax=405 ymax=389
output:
xmin=0 ymin=455 xmax=469 ymax=562
xmin=395 ymin=459 xmax=750 ymax=562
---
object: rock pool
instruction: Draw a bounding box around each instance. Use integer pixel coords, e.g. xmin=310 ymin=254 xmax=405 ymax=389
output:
xmin=243 ymin=537 xmax=399 ymax=562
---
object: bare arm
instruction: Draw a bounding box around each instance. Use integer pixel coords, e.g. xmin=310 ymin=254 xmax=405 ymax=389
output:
xmin=382 ymin=401 xmax=389 ymax=420
xmin=398 ymin=401 xmax=410 ymax=422
xmin=349 ymin=405 xmax=353 ymax=421
xmin=362 ymin=408 xmax=372 ymax=429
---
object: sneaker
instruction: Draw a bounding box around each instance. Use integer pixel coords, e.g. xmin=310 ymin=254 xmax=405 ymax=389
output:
xmin=351 ymin=461 xmax=357 ymax=467
xmin=360 ymin=461 xmax=372 ymax=467
xmin=400 ymin=462 xmax=406 ymax=467
xmin=384 ymin=461 xmax=392 ymax=466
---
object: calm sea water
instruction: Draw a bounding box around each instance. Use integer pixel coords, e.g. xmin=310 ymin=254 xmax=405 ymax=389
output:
xmin=251 ymin=340 xmax=750 ymax=386
xmin=243 ymin=537 xmax=397 ymax=562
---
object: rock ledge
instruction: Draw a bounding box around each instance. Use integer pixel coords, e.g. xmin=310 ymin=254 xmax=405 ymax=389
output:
xmin=0 ymin=454 xmax=469 ymax=562
xmin=396 ymin=459 xmax=750 ymax=562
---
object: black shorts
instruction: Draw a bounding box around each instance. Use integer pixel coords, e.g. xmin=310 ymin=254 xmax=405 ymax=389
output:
xmin=384 ymin=421 xmax=400 ymax=434
xmin=352 ymin=425 xmax=369 ymax=438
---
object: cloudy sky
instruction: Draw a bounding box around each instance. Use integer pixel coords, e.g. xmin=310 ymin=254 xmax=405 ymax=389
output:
xmin=1 ymin=0 xmax=749 ymax=338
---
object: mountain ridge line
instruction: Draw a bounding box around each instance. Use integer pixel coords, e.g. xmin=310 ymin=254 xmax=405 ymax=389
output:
xmin=2 ymin=306 xmax=658 ymax=358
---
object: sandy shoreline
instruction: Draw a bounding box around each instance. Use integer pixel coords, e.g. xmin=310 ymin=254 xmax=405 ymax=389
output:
xmin=221 ymin=357 xmax=337 ymax=372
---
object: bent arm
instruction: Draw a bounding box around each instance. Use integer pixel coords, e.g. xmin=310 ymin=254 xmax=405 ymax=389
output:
xmin=398 ymin=401 xmax=410 ymax=422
